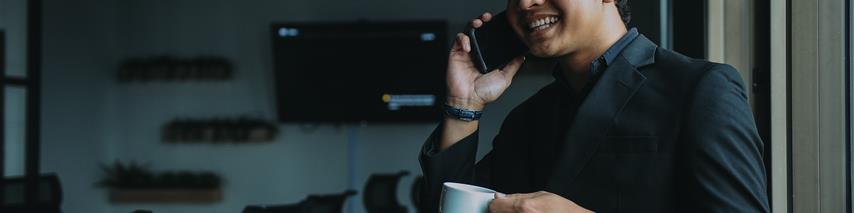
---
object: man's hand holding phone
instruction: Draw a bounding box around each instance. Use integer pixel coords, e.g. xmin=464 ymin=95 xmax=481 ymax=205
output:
xmin=440 ymin=12 xmax=526 ymax=150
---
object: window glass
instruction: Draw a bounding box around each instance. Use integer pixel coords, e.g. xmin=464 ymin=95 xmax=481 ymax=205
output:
xmin=4 ymin=86 xmax=26 ymax=177
xmin=1 ymin=0 xmax=28 ymax=78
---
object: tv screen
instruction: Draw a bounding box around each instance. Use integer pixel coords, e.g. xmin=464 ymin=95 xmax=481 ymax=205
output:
xmin=271 ymin=21 xmax=447 ymax=122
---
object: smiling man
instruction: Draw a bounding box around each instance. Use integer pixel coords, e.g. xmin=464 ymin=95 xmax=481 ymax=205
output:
xmin=418 ymin=0 xmax=770 ymax=212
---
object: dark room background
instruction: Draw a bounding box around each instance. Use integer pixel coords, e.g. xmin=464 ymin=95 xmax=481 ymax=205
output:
xmin=1 ymin=0 xmax=675 ymax=212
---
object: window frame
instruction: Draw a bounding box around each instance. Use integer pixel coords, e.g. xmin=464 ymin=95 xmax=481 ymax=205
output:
xmin=1 ymin=0 xmax=43 ymax=208
xmin=848 ymin=0 xmax=853 ymax=210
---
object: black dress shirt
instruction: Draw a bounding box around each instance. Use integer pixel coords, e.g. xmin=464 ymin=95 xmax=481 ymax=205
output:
xmin=551 ymin=28 xmax=639 ymax=152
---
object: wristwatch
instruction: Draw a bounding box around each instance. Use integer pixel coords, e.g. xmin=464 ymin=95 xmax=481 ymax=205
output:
xmin=444 ymin=104 xmax=482 ymax=121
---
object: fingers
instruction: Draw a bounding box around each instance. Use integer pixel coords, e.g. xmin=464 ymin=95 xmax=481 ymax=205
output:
xmin=459 ymin=33 xmax=471 ymax=52
xmin=489 ymin=195 xmax=514 ymax=213
xmin=499 ymin=56 xmax=526 ymax=79
xmin=490 ymin=192 xmax=534 ymax=213
xmin=471 ymin=12 xmax=494 ymax=28
xmin=481 ymin=12 xmax=493 ymax=22
xmin=491 ymin=192 xmax=576 ymax=213
xmin=505 ymin=192 xmax=535 ymax=199
xmin=493 ymin=192 xmax=534 ymax=201
xmin=471 ymin=19 xmax=484 ymax=28
xmin=452 ymin=33 xmax=471 ymax=53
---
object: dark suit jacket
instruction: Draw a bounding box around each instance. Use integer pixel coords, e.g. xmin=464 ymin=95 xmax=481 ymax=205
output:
xmin=419 ymin=35 xmax=770 ymax=212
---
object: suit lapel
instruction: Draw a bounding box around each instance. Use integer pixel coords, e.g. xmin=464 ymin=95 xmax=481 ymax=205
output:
xmin=545 ymin=36 xmax=657 ymax=195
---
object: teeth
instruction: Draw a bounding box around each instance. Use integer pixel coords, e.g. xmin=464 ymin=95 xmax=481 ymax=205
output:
xmin=529 ymin=16 xmax=559 ymax=31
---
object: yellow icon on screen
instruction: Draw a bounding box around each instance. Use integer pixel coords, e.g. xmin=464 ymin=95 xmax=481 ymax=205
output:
xmin=382 ymin=94 xmax=391 ymax=103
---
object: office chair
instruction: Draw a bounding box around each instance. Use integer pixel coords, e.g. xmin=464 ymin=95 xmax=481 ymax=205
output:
xmin=1 ymin=173 xmax=63 ymax=213
xmin=363 ymin=171 xmax=409 ymax=213
xmin=304 ymin=190 xmax=357 ymax=213
xmin=243 ymin=190 xmax=357 ymax=213
xmin=410 ymin=176 xmax=424 ymax=213
xmin=243 ymin=203 xmax=303 ymax=213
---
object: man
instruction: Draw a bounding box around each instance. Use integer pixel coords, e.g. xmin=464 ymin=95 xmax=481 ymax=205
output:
xmin=419 ymin=0 xmax=770 ymax=212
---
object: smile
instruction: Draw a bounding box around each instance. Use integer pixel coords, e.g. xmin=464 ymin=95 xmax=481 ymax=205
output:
xmin=528 ymin=16 xmax=560 ymax=32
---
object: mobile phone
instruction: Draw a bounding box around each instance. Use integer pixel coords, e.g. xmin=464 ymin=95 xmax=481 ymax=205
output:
xmin=466 ymin=11 xmax=529 ymax=74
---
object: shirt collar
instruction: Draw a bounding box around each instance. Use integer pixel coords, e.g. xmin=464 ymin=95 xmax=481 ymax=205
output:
xmin=598 ymin=28 xmax=639 ymax=71
xmin=552 ymin=28 xmax=639 ymax=87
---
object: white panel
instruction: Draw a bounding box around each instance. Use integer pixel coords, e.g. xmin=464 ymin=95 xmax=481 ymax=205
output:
xmin=724 ymin=0 xmax=754 ymax=104
xmin=707 ymin=0 xmax=725 ymax=63
xmin=769 ymin=0 xmax=788 ymax=212
xmin=791 ymin=0 xmax=848 ymax=211
xmin=816 ymin=0 xmax=846 ymax=210
xmin=791 ymin=0 xmax=819 ymax=210
xmin=4 ymin=86 xmax=26 ymax=177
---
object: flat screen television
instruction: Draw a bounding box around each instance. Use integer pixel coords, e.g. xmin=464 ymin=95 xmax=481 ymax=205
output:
xmin=271 ymin=21 xmax=447 ymax=122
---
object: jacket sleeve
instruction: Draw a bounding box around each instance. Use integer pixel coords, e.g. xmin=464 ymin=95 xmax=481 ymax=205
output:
xmin=418 ymin=125 xmax=496 ymax=213
xmin=679 ymin=64 xmax=770 ymax=212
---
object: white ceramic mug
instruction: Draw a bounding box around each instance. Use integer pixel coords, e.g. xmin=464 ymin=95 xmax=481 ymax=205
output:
xmin=439 ymin=182 xmax=497 ymax=213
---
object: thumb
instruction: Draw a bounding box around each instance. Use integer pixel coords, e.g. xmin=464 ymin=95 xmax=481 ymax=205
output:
xmin=450 ymin=33 xmax=471 ymax=53
xmin=500 ymin=56 xmax=526 ymax=79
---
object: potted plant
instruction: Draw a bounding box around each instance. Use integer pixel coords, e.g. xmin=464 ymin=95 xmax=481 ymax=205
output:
xmin=98 ymin=161 xmax=224 ymax=203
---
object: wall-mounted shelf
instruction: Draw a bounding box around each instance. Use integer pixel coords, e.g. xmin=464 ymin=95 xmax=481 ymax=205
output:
xmin=99 ymin=161 xmax=224 ymax=203
xmin=162 ymin=117 xmax=278 ymax=143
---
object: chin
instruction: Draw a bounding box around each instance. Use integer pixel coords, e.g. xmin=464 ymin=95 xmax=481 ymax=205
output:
xmin=528 ymin=45 xmax=563 ymax=58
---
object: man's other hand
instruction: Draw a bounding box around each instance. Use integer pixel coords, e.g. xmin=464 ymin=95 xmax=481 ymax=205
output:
xmin=489 ymin=191 xmax=594 ymax=213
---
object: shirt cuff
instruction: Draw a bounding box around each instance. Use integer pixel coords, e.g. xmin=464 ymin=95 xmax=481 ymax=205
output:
xmin=421 ymin=125 xmax=479 ymax=157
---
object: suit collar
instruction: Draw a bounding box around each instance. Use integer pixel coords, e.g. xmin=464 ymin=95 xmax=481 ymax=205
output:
xmin=550 ymin=34 xmax=656 ymax=94
xmin=545 ymin=34 xmax=656 ymax=196
xmin=620 ymin=35 xmax=657 ymax=68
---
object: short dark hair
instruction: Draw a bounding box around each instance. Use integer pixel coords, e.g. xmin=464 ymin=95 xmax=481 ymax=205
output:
xmin=616 ymin=0 xmax=631 ymax=26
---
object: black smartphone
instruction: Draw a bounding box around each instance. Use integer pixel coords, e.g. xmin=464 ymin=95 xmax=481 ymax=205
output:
xmin=466 ymin=11 xmax=529 ymax=74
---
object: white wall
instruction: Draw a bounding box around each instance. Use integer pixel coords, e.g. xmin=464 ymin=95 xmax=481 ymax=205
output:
xmin=40 ymin=0 xmax=121 ymax=212
xmin=38 ymin=0 xmax=555 ymax=213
